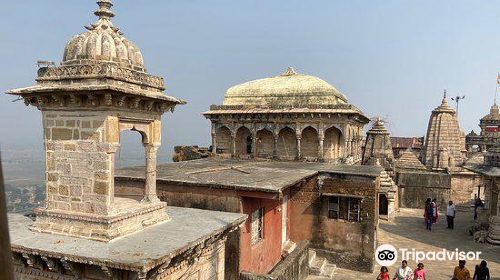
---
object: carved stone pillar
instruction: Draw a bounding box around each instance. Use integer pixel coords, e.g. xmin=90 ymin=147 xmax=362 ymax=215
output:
xmin=211 ymin=132 xmax=217 ymax=155
xmin=105 ymin=144 xmax=119 ymax=207
xmin=318 ymin=128 xmax=325 ymax=161
xmin=296 ymin=135 xmax=302 ymax=160
xmin=231 ymin=132 xmax=236 ymax=157
xmin=318 ymin=136 xmax=324 ymax=162
xmin=142 ymin=144 xmax=160 ymax=203
xmin=252 ymin=130 xmax=258 ymax=157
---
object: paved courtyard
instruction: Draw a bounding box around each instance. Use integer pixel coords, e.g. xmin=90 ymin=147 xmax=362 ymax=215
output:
xmin=332 ymin=208 xmax=500 ymax=280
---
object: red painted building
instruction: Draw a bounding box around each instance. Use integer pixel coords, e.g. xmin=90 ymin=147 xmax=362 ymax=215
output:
xmin=115 ymin=159 xmax=382 ymax=277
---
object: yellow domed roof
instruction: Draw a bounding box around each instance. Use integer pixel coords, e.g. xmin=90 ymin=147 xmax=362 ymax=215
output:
xmin=223 ymin=67 xmax=348 ymax=107
xmin=62 ymin=0 xmax=145 ymax=71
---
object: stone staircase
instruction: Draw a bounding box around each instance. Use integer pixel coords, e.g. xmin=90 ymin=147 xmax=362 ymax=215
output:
xmin=307 ymin=249 xmax=336 ymax=279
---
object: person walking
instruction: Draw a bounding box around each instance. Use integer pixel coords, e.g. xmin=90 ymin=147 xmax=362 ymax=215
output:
xmin=473 ymin=260 xmax=490 ymax=280
xmin=424 ymin=198 xmax=431 ymax=224
xmin=431 ymin=198 xmax=439 ymax=224
xmin=393 ymin=260 xmax=413 ymax=280
xmin=425 ymin=200 xmax=434 ymax=231
xmin=474 ymin=198 xmax=484 ymax=221
xmin=413 ymin=263 xmax=426 ymax=280
xmin=453 ymin=260 xmax=472 ymax=280
xmin=377 ymin=266 xmax=390 ymax=280
xmin=447 ymin=200 xmax=456 ymax=229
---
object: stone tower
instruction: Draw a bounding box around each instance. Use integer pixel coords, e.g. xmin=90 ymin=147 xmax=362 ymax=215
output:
xmin=422 ymin=92 xmax=466 ymax=172
xmin=7 ymin=0 xmax=184 ymax=241
xmin=361 ymin=117 xmax=394 ymax=171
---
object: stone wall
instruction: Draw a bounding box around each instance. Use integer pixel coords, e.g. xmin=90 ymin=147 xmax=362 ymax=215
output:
xmin=289 ymin=173 xmax=378 ymax=272
xmin=323 ymin=127 xmax=341 ymax=160
xmin=450 ymin=172 xmax=482 ymax=206
xmin=256 ymin=130 xmax=274 ymax=158
xmin=397 ymin=171 xmax=481 ymax=209
xmin=42 ymin=111 xmax=112 ymax=216
xmin=301 ymin=127 xmax=319 ymax=159
xmin=277 ymin=128 xmax=296 ymax=160
xmin=240 ymin=241 xmax=310 ymax=280
xmin=114 ymin=181 xmax=244 ymax=279
xmin=397 ymin=171 xmax=451 ymax=209
xmin=217 ymin=127 xmax=232 ymax=154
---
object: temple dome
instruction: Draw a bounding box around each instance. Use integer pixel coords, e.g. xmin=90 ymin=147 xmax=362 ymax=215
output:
xmin=223 ymin=67 xmax=348 ymax=107
xmin=62 ymin=0 xmax=145 ymax=71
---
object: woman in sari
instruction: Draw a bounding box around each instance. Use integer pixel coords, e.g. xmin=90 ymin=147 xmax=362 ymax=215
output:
xmin=431 ymin=198 xmax=439 ymax=224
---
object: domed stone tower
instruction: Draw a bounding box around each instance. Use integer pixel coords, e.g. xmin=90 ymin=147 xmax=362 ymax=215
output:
xmin=204 ymin=67 xmax=369 ymax=163
xmin=6 ymin=0 xmax=184 ymax=241
xmin=421 ymin=92 xmax=466 ymax=172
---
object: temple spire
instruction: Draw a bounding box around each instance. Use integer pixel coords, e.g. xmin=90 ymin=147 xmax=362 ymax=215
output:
xmin=441 ymin=89 xmax=448 ymax=105
xmin=94 ymin=0 xmax=114 ymax=20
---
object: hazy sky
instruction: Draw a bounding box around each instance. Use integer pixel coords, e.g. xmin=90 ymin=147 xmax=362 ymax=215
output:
xmin=1 ymin=0 xmax=500 ymax=155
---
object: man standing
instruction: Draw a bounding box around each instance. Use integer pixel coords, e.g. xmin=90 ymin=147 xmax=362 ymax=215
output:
xmin=453 ymin=260 xmax=472 ymax=280
xmin=447 ymin=200 xmax=456 ymax=229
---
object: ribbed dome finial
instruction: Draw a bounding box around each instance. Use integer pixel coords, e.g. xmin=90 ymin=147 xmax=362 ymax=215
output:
xmin=282 ymin=67 xmax=297 ymax=76
xmin=94 ymin=0 xmax=114 ymax=20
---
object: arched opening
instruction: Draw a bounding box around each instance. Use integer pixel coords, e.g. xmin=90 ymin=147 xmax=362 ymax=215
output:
xmin=277 ymin=127 xmax=296 ymax=160
xmin=235 ymin=126 xmax=252 ymax=156
xmin=379 ymin=194 xmax=388 ymax=215
xmin=256 ymin=129 xmax=274 ymax=158
xmin=323 ymin=126 xmax=341 ymax=161
xmin=301 ymin=126 xmax=318 ymax=160
xmin=216 ymin=126 xmax=231 ymax=154
xmin=116 ymin=130 xmax=146 ymax=169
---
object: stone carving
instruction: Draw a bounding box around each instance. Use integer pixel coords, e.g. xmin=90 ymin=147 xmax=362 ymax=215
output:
xmin=37 ymin=63 xmax=165 ymax=90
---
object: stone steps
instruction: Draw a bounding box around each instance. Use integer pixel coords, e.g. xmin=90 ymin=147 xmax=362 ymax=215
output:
xmin=308 ymin=249 xmax=336 ymax=279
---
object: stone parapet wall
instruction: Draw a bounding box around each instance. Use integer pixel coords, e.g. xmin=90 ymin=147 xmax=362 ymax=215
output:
xmin=240 ymin=241 xmax=310 ymax=280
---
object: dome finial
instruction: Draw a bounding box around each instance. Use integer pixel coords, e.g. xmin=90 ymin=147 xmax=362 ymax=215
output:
xmin=94 ymin=0 xmax=115 ymax=20
xmin=441 ymin=89 xmax=448 ymax=105
xmin=282 ymin=67 xmax=297 ymax=76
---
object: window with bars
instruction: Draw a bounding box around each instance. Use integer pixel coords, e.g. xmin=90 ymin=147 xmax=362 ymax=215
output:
xmin=251 ymin=208 xmax=264 ymax=245
xmin=327 ymin=196 xmax=361 ymax=222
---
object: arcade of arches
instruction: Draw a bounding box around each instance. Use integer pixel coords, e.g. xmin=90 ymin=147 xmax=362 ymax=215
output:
xmin=211 ymin=123 xmax=363 ymax=162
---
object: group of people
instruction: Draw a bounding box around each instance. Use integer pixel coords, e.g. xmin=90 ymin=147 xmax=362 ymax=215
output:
xmin=423 ymin=198 xmax=457 ymax=231
xmin=376 ymin=260 xmax=426 ymax=280
xmin=377 ymin=260 xmax=490 ymax=280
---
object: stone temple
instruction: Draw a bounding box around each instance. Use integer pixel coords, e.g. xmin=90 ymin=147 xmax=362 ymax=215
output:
xmin=204 ymin=67 xmax=369 ymax=163
xmin=421 ymin=92 xmax=466 ymax=172
xmin=6 ymin=1 xmax=245 ymax=279
xmin=466 ymin=102 xmax=500 ymax=152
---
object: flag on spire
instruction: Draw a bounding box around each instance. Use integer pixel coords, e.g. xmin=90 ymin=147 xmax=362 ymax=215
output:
xmin=497 ymin=72 xmax=500 ymax=85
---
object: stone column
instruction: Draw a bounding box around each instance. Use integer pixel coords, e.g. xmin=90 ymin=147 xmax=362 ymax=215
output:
xmin=252 ymin=130 xmax=258 ymax=157
xmin=318 ymin=131 xmax=325 ymax=162
xmin=296 ymin=134 xmax=302 ymax=160
xmin=211 ymin=128 xmax=217 ymax=155
xmin=273 ymin=135 xmax=278 ymax=158
xmin=231 ymin=132 xmax=236 ymax=157
xmin=105 ymin=144 xmax=119 ymax=207
xmin=142 ymin=144 xmax=160 ymax=203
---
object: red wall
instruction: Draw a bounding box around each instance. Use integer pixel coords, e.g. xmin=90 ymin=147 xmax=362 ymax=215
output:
xmin=240 ymin=196 xmax=284 ymax=274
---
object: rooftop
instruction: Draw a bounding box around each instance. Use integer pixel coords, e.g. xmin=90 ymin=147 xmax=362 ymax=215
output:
xmin=115 ymin=158 xmax=383 ymax=193
xmin=9 ymin=206 xmax=246 ymax=272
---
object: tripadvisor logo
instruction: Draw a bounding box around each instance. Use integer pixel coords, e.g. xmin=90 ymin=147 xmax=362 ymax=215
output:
xmin=375 ymin=244 xmax=482 ymax=266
